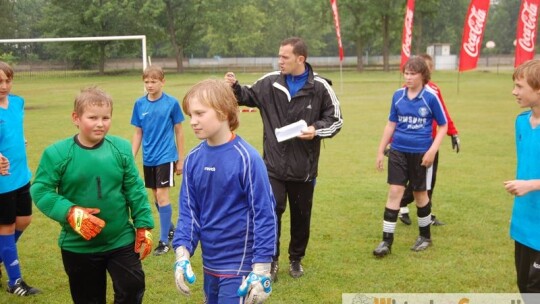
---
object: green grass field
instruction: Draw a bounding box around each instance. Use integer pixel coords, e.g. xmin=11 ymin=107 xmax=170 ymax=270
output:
xmin=1 ymin=69 xmax=522 ymax=303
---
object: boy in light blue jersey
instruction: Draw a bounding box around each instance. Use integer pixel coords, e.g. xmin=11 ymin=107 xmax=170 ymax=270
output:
xmin=0 ymin=61 xmax=40 ymax=296
xmin=504 ymin=59 xmax=540 ymax=301
xmin=131 ymin=66 xmax=185 ymax=256
xmin=374 ymin=56 xmax=447 ymax=257
xmin=172 ymin=79 xmax=276 ymax=304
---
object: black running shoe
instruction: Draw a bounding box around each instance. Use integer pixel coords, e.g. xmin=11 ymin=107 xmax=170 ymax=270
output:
xmin=289 ymin=260 xmax=304 ymax=278
xmin=373 ymin=241 xmax=392 ymax=257
xmin=7 ymin=279 xmax=41 ymax=296
xmin=153 ymin=241 xmax=171 ymax=256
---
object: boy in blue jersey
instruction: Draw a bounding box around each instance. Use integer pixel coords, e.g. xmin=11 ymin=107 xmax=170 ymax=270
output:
xmin=172 ymin=79 xmax=277 ymax=304
xmin=0 ymin=61 xmax=40 ymax=296
xmin=131 ymin=66 xmax=185 ymax=256
xmin=504 ymin=59 xmax=540 ymax=300
xmin=374 ymin=56 xmax=448 ymax=257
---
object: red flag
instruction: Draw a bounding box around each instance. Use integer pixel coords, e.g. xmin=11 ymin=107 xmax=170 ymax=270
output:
xmin=515 ymin=0 xmax=540 ymax=67
xmin=330 ymin=0 xmax=344 ymax=61
xmin=400 ymin=0 xmax=415 ymax=69
xmin=459 ymin=0 xmax=491 ymax=72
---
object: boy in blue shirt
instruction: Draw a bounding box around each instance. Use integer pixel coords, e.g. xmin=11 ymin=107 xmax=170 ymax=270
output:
xmin=131 ymin=66 xmax=185 ymax=256
xmin=504 ymin=59 xmax=540 ymax=300
xmin=173 ymin=79 xmax=276 ymax=304
xmin=0 ymin=61 xmax=40 ymax=296
xmin=374 ymin=56 xmax=448 ymax=257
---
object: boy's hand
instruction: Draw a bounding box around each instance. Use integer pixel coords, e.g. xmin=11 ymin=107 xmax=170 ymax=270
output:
xmin=134 ymin=228 xmax=152 ymax=260
xmin=0 ymin=154 xmax=10 ymax=175
xmin=174 ymin=246 xmax=196 ymax=296
xmin=66 ymin=207 xmax=106 ymax=240
xmin=237 ymin=263 xmax=272 ymax=304
xmin=451 ymin=135 xmax=460 ymax=153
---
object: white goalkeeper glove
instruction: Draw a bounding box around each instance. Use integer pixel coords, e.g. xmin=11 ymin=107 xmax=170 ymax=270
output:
xmin=174 ymin=246 xmax=196 ymax=296
xmin=237 ymin=263 xmax=272 ymax=304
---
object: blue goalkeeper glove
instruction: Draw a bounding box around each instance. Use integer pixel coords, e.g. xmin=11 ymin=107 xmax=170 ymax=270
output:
xmin=237 ymin=263 xmax=272 ymax=304
xmin=451 ymin=134 xmax=460 ymax=153
xmin=174 ymin=246 xmax=196 ymax=296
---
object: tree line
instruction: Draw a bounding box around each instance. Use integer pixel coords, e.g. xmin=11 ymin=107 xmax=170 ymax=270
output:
xmin=0 ymin=0 xmax=530 ymax=73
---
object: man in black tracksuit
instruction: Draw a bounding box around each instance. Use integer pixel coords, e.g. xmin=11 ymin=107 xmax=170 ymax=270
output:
xmin=225 ymin=37 xmax=343 ymax=282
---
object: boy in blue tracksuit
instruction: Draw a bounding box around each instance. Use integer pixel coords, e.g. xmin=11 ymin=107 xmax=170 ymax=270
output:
xmin=172 ymin=79 xmax=276 ymax=304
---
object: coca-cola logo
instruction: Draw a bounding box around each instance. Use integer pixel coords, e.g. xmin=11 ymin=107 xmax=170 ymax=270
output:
xmin=402 ymin=8 xmax=414 ymax=57
xmin=518 ymin=2 xmax=538 ymax=52
xmin=463 ymin=6 xmax=487 ymax=58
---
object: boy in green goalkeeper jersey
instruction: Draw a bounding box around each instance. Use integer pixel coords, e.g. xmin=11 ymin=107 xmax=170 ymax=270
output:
xmin=31 ymin=87 xmax=154 ymax=304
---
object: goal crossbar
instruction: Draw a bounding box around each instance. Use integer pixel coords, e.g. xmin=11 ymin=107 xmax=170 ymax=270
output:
xmin=0 ymin=35 xmax=148 ymax=71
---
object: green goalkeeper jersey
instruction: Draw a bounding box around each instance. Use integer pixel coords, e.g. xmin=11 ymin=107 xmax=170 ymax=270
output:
xmin=31 ymin=135 xmax=154 ymax=253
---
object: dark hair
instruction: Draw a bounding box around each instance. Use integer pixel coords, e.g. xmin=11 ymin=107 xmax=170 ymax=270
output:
xmin=402 ymin=56 xmax=431 ymax=85
xmin=281 ymin=37 xmax=308 ymax=59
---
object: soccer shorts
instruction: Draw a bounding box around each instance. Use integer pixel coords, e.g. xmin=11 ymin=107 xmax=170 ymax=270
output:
xmin=387 ymin=149 xmax=432 ymax=191
xmin=143 ymin=162 xmax=175 ymax=189
xmin=0 ymin=182 xmax=32 ymax=224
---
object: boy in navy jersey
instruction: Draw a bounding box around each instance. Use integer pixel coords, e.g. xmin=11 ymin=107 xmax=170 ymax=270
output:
xmin=172 ymin=79 xmax=276 ymax=303
xmin=374 ymin=56 xmax=448 ymax=257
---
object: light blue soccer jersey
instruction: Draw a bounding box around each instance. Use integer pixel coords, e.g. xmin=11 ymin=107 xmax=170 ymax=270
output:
xmin=0 ymin=94 xmax=32 ymax=193
xmin=389 ymin=86 xmax=447 ymax=153
xmin=510 ymin=110 xmax=540 ymax=250
xmin=131 ymin=92 xmax=184 ymax=166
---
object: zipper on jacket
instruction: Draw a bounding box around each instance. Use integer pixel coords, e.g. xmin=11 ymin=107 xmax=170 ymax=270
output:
xmin=96 ymin=177 xmax=102 ymax=199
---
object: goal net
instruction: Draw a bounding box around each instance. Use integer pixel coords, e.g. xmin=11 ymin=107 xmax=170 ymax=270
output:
xmin=0 ymin=35 xmax=147 ymax=77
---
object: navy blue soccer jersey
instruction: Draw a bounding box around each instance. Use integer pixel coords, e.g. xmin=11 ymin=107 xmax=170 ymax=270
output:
xmin=388 ymin=86 xmax=447 ymax=153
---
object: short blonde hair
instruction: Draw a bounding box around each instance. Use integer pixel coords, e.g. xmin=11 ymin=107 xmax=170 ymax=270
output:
xmin=513 ymin=59 xmax=540 ymax=91
xmin=142 ymin=65 xmax=164 ymax=81
xmin=182 ymin=79 xmax=239 ymax=131
xmin=0 ymin=61 xmax=14 ymax=80
xmin=73 ymin=86 xmax=113 ymax=116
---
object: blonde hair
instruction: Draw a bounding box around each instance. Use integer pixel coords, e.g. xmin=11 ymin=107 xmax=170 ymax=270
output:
xmin=513 ymin=59 xmax=540 ymax=91
xmin=73 ymin=86 xmax=113 ymax=116
xmin=0 ymin=61 xmax=14 ymax=80
xmin=142 ymin=65 xmax=164 ymax=81
xmin=182 ymin=79 xmax=239 ymax=131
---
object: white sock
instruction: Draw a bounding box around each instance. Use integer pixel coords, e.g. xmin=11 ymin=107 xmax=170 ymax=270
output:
xmin=400 ymin=206 xmax=410 ymax=215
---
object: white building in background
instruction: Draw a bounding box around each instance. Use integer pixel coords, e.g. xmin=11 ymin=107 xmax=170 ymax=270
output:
xmin=426 ymin=43 xmax=457 ymax=70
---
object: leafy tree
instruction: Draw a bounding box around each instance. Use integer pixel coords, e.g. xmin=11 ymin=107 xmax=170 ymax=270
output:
xmin=484 ymin=0 xmax=521 ymax=55
xmin=39 ymin=0 xmax=159 ymax=74
xmin=158 ymin=0 xmax=205 ymax=73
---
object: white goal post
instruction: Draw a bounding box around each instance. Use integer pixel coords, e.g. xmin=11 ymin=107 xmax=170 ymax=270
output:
xmin=0 ymin=35 xmax=148 ymax=72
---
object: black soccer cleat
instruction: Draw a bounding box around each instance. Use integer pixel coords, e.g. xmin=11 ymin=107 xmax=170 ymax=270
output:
xmin=153 ymin=241 xmax=171 ymax=256
xmin=431 ymin=215 xmax=445 ymax=226
xmin=270 ymin=261 xmax=279 ymax=283
xmin=373 ymin=241 xmax=392 ymax=257
xmin=168 ymin=224 xmax=175 ymax=243
xmin=411 ymin=236 xmax=432 ymax=252
xmin=399 ymin=212 xmax=412 ymax=225
xmin=7 ymin=279 xmax=41 ymax=296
